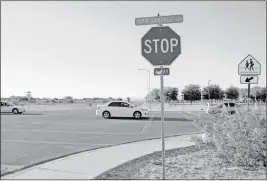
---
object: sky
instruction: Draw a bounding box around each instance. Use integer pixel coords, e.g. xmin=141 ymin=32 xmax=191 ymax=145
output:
xmin=1 ymin=1 xmax=266 ymax=99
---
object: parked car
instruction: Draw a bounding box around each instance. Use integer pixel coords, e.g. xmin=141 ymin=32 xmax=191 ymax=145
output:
xmin=206 ymin=102 xmax=236 ymax=114
xmin=1 ymin=101 xmax=26 ymax=114
xmin=96 ymin=101 xmax=149 ymax=119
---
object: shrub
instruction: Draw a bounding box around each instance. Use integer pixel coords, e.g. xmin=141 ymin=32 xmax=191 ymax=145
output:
xmin=193 ymin=108 xmax=266 ymax=168
xmin=68 ymin=99 xmax=74 ymax=103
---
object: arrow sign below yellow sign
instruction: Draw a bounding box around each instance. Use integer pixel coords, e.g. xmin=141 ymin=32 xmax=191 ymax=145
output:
xmin=240 ymin=75 xmax=258 ymax=84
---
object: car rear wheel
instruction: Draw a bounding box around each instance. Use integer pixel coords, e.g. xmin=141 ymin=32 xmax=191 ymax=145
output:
xmin=133 ymin=111 xmax=142 ymax=119
xmin=12 ymin=108 xmax=19 ymax=114
xmin=102 ymin=111 xmax=111 ymax=119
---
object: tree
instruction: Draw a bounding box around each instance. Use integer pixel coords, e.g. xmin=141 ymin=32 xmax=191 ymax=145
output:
xmin=182 ymin=84 xmax=201 ymax=104
xmin=64 ymin=96 xmax=73 ymax=99
xmin=202 ymin=84 xmax=224 ymax=100
xmin=239 ymin=88 xmax=248 ymax=101
xmin=224 ymin=86 xmax=239 ymax=100
xmin=250 ymin=86 xmax=263 ymax=100
xmin=19 ymin=96 xmax=28 ymax=101
xmin=126 ymin=97 xmax=131 ymax=102
xmin=108 ymin=97 xmax=115 ymax=101
xmin=164 ymin=87 xmax=178 ymax=101
xmin=116 ymin=97 xmax=123 ymax=101
xmin=148 ymin=87 xmax=178 ymax=102
xmin=259 ymin=87 xmax=266 ymax=102
xmin=150 ymin=88 xmax=161 ymax=101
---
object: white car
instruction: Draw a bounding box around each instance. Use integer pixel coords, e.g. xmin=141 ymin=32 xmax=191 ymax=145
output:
xmin=96 ymin=101 xmax=149 ymax=119
xmin=206 ymin=102 xmax=237 ymax=115
xmin=1 ymin=101 xmax=26 ymax=114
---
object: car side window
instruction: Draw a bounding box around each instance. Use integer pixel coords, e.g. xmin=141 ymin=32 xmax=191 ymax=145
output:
xmin=121 ymin=102 xmax=130 ymax=107
xmin=229 ymin=103 xmax=235 ymax=107
xmin=108 ymin=102 xmax=120 ymax=107
xmin=224 ymin=103 xmax=229 ymax=107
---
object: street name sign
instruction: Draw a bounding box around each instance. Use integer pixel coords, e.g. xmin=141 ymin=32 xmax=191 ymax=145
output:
xmin=238 ymin=54 xmax=261 ymax=75
xmin=142 ymin=26 xmax=181 ymax=66
xmin=135 ymin=15 xmax=183 ymax=26
xmin=154 ymin=68 xmax=170 ymax=76
xmin=240 ymin=75 xmax=258 ymax=84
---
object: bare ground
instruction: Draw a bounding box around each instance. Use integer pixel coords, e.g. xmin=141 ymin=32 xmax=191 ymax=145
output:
xmin=94 ymin=144 xmax=266 ymax=180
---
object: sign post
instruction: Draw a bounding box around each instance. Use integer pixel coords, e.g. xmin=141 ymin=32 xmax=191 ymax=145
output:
xmin=238 ymin=54 xmax=261 ymax=109
xmin=248 ymin=84 xmax=251 ymax=108
xmin=160 ymin=65 xmax=165 ymax=179
xmin=137 ymin=14 xmax=182 ymax=179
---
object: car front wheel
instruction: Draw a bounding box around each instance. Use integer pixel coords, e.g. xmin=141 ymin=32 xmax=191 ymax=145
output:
xmin=102 ymin=111 xmax=111 ymax=119
xmin=12 ymin=108 xmax=19 ymax=114
xmin=133 ymin=111 xmax=142 ymax=119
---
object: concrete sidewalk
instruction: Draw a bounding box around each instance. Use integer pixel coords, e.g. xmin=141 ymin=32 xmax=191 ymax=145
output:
xmin=1 ymin=134 xmax=203 ymax=179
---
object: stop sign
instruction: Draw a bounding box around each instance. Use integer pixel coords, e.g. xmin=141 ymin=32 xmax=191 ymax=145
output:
xmin=142 ymin=26 xmax=181 ymax=66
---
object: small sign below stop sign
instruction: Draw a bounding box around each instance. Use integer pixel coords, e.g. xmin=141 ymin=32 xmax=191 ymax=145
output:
xmin=141 ymin=26 xmax=181 ymax=66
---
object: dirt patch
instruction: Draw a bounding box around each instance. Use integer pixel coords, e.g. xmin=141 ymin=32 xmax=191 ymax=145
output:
xmin=94 ymin=144 xmax=266 ymax=180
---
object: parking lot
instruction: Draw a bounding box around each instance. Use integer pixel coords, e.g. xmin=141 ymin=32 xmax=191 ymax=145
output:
xmin=1 ymin=104 xmax=201 ymax=175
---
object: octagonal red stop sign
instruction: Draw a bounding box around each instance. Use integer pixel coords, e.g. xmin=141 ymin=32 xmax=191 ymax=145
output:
xmin=141 ymin=26 xmax=181 ymax=66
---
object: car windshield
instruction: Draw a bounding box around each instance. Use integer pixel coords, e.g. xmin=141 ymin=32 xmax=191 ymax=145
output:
xmin=7 ymin=102 xmax=15 ymax=106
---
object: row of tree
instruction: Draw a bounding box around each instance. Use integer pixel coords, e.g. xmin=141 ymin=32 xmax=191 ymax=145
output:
xmin=146 ymin=85 xmax=266 ymax=103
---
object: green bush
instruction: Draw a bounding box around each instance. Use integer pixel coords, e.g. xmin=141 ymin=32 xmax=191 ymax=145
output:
xmin=193 ymin=108 xmax=266 ymax=168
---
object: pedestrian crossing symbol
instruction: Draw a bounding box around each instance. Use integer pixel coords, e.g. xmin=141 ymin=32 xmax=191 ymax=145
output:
xmin=238 ymin=54 xmax=261 ymax=75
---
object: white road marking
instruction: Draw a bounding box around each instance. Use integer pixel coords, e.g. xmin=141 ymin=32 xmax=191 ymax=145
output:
xmin=140 ymin=121 xmax=152 ymax=134
xmin=30 ymin=120 xmax=148 ymax=125
xmin=1 ymin=139 xmax=111 ymax=146
xmin=1 ymin=129 xmax=140 ymax=135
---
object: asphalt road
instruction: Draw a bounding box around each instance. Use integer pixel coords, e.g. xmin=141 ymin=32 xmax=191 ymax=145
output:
xmin=1 ymin=107 xmax=201 ymax=176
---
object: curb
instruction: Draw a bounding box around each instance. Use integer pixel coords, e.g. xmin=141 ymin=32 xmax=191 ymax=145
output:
xmin=1 ymin=131 xmax=204 ymax=178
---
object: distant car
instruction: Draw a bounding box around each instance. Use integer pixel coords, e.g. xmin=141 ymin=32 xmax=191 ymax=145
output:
xmin=206 ymin=102 xmax=237 ymax=115
xmin=96 ymin=101 xmax=149 ymax=119
xmin=1 ymin=101 xmax=26 ymax=114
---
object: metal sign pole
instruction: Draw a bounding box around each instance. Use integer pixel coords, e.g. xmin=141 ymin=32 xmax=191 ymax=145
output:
xmin=149 ymin=71 xmax=151 ymax=109
xmin=248 ymin=83 xmax=250 ymax=109
xmin=160 ymin=65 xmax=165 ymax=180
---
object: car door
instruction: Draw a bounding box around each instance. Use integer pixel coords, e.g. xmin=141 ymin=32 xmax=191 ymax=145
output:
xmin=119 ymin=102 xmax=133 ymax=117
xmin=1 ymin=102 xmax=11 ymax=113
xmin=107 ymin=102 xmax=121 ymax=117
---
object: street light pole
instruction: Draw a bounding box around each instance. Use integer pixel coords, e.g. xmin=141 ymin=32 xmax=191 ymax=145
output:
xmin=201 ymin=87 xmax=203 ymax=104
xmin=138 ymin=69 xmax=151 ymax=109
xmin=208 ymin=80 xmax=212 ymax=105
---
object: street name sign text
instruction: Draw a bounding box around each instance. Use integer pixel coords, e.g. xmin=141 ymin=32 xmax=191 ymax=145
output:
xmin=135 ymin=15 xmax=183 ymax=26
